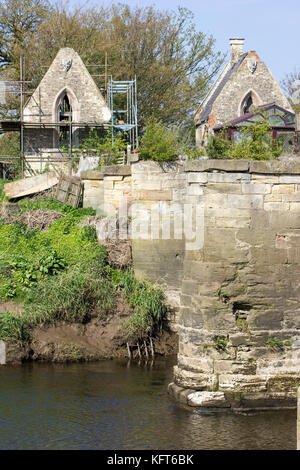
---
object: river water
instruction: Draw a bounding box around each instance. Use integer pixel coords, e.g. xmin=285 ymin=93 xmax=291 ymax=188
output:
xmin=0 ymin=357 xmax=296 ymax=450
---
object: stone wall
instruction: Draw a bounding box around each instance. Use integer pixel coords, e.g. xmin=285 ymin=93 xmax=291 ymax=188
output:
xmin=82 ymin=166 xmax=131 ymax=216
xmin=171 ymin=158 xmax=300 ymax=410
xmin=82 ymin=159 xmax=300 ymax=409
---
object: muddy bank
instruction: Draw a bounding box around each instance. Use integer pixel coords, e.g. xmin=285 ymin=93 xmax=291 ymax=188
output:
xmin=4 ymin=313 xmax=178 ymax=365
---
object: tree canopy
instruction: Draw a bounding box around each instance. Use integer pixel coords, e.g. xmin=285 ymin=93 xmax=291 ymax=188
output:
xmin=0 ymin=1 xmax=225 ymax=132
xmin=281 ymin=67 xmax=300 ymax=113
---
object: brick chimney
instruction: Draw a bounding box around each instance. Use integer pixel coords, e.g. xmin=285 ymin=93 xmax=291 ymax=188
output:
xmin=229 ymin=38 xmax=245 ymax=64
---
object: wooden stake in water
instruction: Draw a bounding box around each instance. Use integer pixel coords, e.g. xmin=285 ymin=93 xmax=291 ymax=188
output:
xmin=150 ymin=337 xmax=154 ymax=357
xmin=144 ymin=340 xmax=149 ymax=359
xmin=137 ymin=342 xmax=141 ymax=358
xmin=127 ymin=342 xmax=131 ymax=359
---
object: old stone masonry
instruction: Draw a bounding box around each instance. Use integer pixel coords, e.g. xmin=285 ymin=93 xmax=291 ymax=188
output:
xmin=82 ymin=159 xmax=300 ymax=410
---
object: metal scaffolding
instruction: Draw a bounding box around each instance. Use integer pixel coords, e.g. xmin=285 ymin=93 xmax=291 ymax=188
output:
xmin=0 ymin=54 xmax=139 ymax=177
xmin=107 ymin=77 xmax=138 ymax=150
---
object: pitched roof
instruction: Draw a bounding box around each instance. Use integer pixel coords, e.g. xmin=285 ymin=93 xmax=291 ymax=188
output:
xmin=196 ymin=53 xmax=248 ymax=124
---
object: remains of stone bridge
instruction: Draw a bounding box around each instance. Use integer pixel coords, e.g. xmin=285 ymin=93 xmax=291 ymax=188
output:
xmin=82 ymin=158 xmax=300 ymax=410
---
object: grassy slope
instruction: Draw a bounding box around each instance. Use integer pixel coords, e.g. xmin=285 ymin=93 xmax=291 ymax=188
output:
xmin=0 ymin=196 xmax=168 ymax=346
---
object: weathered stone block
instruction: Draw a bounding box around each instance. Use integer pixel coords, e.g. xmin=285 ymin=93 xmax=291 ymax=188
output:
xmin=242 ymin=183 xmax=271 ymax=194
xmin=227 ymin=194 xmax=263 ymax=209
xmin=177 ymin=354 xmax=214 ymax=373
xmin=272 ymin=184 xmax=295 ymax=194
xmin=207 ymin=173 xmax=250 ymax=183
xmin=250 ymin=160 xmax=300 ymax=174
xmin=135 ymin=189 xmax=172 ymax=201
xmin=187 ymin=185 xmax=204 ymax=196
xmin=174 ymin=366 xmax=218 ymax=390
xmin=214 ymin=360 xmax=256 ymax=375
xmin=81 ymin=170 xmax=104 ymax=180
xmin=185 ymin=160 xmax=249 ymax=173
xmin=187 ymin=173 xmax=208 ymax=183
xmin=264 ymin=202 xmax=289 ymax=211
xmin=218 ymin=374 xmax=267 ymax=392
xmin=279 ymin=176 xmax=300 ymax=184
xmin=187 ymin=391 xmax=230 ymax=408
xmin=102 ymin=165 xmax=131 ymax=176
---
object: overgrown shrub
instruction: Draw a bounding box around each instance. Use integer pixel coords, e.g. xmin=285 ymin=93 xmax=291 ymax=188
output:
xmin=230 ymin=116 xmax=282 ymax=160
xmin=206 ymin=113 xmax=283 ymax=160
xmin=206 ymin=134 xmax=232 ymax=159
xmin=74 ymin=128 xmax=127 ymax=166
xmin=140 ymin=120 xmax=180 ymax=161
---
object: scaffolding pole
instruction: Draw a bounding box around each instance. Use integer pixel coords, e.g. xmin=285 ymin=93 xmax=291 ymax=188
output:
xmin=107 ymin=77 xmax=138 ymax=150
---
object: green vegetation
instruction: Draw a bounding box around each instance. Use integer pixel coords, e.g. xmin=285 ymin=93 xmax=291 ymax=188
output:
xmin=109 ymin=268 xmax=167 ymax=341
xmin=206 ymin=133 xmax=232 ymax=160
xmin=213 ymin=335 xmax=228 ymax=352
xmin=236 ymin=318 xmax=249 ymax=333
xmin=216 ymin=288 xmax=229 ymax=304
xmin=0 ymin=312 xmax=30 ymax=343
xmin=62 ymin=129 xmax=127 ymax=166
xmin=0 ymin=195 xmax=168 ymax=346
xmin=266 ymin=336 xmax=284 ymax=351
xmin=207 ymin=114 xmax=283 ymax=160
xmin=139 ymin=120 xmax=180 ymax=162
xmin=56 ymin=343 xmax=85 ymax=362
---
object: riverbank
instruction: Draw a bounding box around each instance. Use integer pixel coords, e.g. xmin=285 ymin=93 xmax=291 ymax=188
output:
xmin=0 ymin=189 xmax=177 ymax=364
xmin=4 ymin=315 xmax=178 ymax=364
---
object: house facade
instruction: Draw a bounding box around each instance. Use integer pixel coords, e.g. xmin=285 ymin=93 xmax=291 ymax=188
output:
xmin=23 ymin=47 xmax=111 ymax=172
xmin=195 ymin=38 xmax=293 ymax=146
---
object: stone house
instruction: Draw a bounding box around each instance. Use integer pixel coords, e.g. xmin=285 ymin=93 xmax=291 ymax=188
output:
xmin=22 ymin=47 xmax=111 ymax=172
xmin=194 ymin=38 xmax=293 ymax=146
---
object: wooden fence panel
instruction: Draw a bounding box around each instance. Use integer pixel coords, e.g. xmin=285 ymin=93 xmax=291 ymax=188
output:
xmin=55 ymin=174 xmax=82 ymax=208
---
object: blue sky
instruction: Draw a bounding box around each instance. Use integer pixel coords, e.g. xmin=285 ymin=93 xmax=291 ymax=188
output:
xmin=80 ymin=0 xmax=299 ymax=87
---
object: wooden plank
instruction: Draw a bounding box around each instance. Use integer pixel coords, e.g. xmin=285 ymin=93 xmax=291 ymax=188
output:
xmin=4 ymin=171 xmax=58 ymax=199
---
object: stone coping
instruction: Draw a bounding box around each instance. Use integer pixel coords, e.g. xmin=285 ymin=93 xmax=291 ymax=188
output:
xmin=81 ymin=165 xmax=131 ymax=180
xmin=81 ymin=159 xmax=300 ymax=179
xmin=184 ymin=158 xmax=300 ymax=174
xmin=80 ymin=170 xmax=104 ymax=180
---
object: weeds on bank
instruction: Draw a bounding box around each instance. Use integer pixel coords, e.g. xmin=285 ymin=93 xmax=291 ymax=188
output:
xmin=0 ymin=196 xmax=168 ymax=345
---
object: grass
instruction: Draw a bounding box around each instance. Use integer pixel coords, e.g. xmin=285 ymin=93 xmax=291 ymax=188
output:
xmin=266 ymin=336 xmax=284 ymax=351
xmin=0 ymin=194 xmax=168 ymax=345
xmin=0 ymin=313 xmax=30 ymax=343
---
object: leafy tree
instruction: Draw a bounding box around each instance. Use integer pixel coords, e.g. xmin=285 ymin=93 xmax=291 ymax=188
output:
xmin=0 ymin=3 xmax=224 ymax=129
xmin=281 ymin=67 xmax=300 ymax=113
xmin=139 ymin=120 xmax=180 ymax=161
xmin=0 ymin=0 xmax=50 ymax=68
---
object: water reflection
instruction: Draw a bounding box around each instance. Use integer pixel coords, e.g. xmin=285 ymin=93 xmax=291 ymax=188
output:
xmin=0 ymin=358 xmax=296 ymax=450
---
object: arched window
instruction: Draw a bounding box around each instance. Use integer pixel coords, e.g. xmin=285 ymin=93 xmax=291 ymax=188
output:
xmin=242 ymin=93 xmax=253 ymax=115
xmin=58 ymin=93 xmax=72 ymax=144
